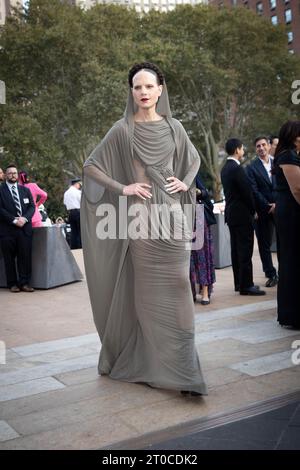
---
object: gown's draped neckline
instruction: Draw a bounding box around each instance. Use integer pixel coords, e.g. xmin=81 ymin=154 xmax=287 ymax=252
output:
xmin=133 ymin=119 xmax=177 ymax=196
xmin=133 ymin=119 xmax=175 ymax=166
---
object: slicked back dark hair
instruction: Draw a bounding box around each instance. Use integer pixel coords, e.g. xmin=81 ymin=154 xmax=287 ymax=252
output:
xmin=254 ymin=136 xmax=269 ymax=146
xmin=128 ymin=62 xmax=164 ymax=88
xmin=274 ymin=121 xmax=300 ymax=158
xmin=225 ymin=138 xmax=243 ymax=156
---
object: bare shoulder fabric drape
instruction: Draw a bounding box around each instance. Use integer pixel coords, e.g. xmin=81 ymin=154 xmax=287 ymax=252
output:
xmin=81 ymin=84 xmax=207 ymax=394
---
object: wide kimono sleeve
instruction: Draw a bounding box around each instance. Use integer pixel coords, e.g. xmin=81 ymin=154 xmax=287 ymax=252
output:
xmin=81 ymin=119 xmax=137 ymax=376
xmin=83 ymin=120 xmax=129 ymax=204
xmin=172 ymin=119 xmax=200 ymax=189
xmin=171 ymin=118 xmax=201 ymax=246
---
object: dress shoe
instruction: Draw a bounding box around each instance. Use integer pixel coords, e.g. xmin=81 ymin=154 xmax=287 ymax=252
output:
xmin=10 ymin=285 xmax=20 ymax=293
xmin=240 ymin=286 xmax=266 ymax=296
xmin=280 ymin=324 xmax=300 ymax=330
xmin=200 ymin=299 xmax=210 ymax=305
xmin=180 ymin=390 xmax=202 ymax=397
xmin=20 ymin=285 xmax=34 ymax=292
xmin=235 ymin=285 xmax=259 ymax=292
xmin=265 ymin=275 xmax=278 ymax=288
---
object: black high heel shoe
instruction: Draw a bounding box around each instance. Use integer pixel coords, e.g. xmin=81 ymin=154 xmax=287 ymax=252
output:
xmin=180 ymin=390 xmax=202 ymax=396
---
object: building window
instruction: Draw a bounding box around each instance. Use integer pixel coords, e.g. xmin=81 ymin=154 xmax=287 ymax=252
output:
xmin=285 ymin=9 xmax=292 ymax=23
xmin=287 ymin=31 xmax=293 ymax=44
xmin=256 ymin=2 xmax=263 ymax=14
xmin=271 ymin=15 xmax=278 ymax=25
xmin=269 ymin=0 xmax=276 ymax=9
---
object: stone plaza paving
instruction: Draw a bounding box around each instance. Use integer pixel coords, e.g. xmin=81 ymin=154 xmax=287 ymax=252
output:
xmin=0 ymin=248 xmax=299 ymax=449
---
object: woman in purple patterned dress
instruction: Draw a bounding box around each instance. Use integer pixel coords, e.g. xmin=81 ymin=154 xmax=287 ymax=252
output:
xmin=190 ymin=175 xmax=216 ymax=305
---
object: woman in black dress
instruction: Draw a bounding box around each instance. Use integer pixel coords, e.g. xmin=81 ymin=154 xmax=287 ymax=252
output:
xmin=273 ymin=121 xmax=300 ymax=329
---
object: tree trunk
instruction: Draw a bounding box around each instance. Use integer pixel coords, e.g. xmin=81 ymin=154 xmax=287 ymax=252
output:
xmin=212 ymin=174 xmax=222 ymax=202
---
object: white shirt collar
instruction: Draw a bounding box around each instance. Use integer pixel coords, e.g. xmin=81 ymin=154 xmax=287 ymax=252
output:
xmin=258 ymin=155 xmax=273 ymax=165
xmin=6 ymin=181 xmax=18 ymax=191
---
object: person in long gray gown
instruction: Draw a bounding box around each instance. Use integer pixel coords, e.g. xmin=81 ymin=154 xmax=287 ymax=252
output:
xmin=81 ymin=62 xmax=207 ymax=396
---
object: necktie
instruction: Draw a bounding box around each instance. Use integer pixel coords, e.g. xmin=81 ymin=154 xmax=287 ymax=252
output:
xmin=11 ymin=185 xmax=22 ymax=216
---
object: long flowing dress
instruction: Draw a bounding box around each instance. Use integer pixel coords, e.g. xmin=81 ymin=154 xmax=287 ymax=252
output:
xmin=81 ymin=87 xmax=207 ymax=394
xmin=274 ymin=150 xmax=300 ymax=328
xmin=190 ymin=220 xmax=215 ymax=299
xmin=190 ymin=177 xmax=216 ymax=300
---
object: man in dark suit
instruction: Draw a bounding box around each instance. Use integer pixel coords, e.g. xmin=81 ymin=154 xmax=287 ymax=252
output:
xmin=0 ymin=164 xmax=35 ymax=292
xmin=221 ymin=139 xmax=265 ymax=296
xmin=247 ymin=137 xmax=278 ymax=287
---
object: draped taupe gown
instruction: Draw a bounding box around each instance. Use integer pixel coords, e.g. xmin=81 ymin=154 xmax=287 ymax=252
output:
xmin=81 ymin=87 xmax=207 ymax=395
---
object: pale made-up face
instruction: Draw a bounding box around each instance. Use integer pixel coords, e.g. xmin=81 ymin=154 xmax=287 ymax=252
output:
xmin=131 ymin=70 xmax=163 ymax=112
xmin=256 ymin=139 xmax=271 ymax=160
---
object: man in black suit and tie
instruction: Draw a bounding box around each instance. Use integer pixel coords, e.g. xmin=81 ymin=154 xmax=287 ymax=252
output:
xmin=221 ymin=139 xmax=265 ymax=296
xmin=247 ymin=137 xmax=278 ymax=287
xmin=0 ymin=164 xmax=35 ymax=292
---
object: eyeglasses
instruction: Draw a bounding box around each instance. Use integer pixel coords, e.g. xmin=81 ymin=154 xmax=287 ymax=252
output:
xmin=6 ymin=172 xmax=18 ymax=175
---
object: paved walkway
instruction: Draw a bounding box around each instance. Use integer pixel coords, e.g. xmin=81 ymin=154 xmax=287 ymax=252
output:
xmin=143 ymin=401 xmax=300 ymax=450
xmin=0 ymin=247 xmax=299 ymax=449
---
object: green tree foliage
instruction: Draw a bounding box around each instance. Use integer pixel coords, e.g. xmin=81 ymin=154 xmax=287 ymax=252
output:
xmin=1 ymin=2 xmax=299 ymax=214
xmin=0 ymin=0 xmax=138 ymax=217
xmin=135 ymin=5 xmax=300 ymax=198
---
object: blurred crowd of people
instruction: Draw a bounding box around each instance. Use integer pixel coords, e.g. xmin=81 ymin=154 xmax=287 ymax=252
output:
xmin=0 ymin=166 xmax=82 ymax=292
xmin=0 ymin=120 xmax=299 ymax=333
xmin=191 ymin=131 xmax=280 ymax=306
xmin=220 ymin=121 xmax=300 ymax=330
xmin=188 ymin=120 xmax=300 ymax=333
